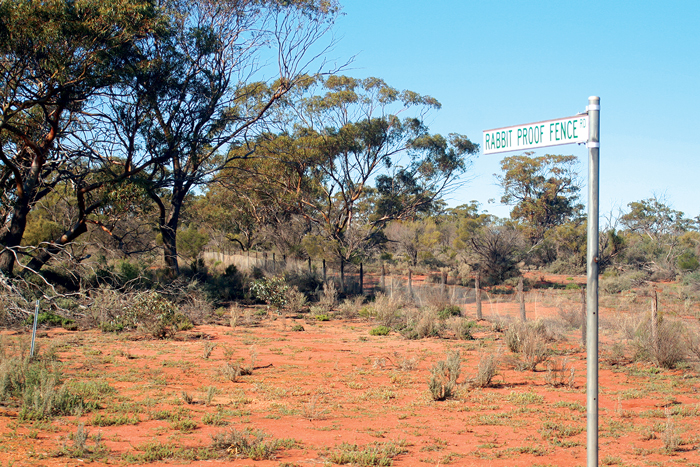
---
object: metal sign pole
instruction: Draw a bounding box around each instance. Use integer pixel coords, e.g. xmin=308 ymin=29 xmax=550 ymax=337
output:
xmin=586 ymin=96 xmax=600 ymax=467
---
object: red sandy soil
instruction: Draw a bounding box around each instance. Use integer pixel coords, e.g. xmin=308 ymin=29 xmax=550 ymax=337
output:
xmin=2 ymin=289 xmax=700 ymax=467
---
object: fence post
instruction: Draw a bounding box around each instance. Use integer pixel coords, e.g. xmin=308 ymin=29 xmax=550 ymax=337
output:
xmin=408 ymin=269 xmax=413 ymax=298
xmin=360 ymin=262 xmax=364 ymax=295
xmin=340 ymin=259 xmax=346 ymax=293
xmin=519 ymin=275 xmax=526 ymax=321
xmin=381 ymin=263 xmax=386 ymax=290
xmin=651 ymin=290 xmax=659 ymax=355
xmin=323 ymin=259 xmax=327 ymax=283
xmin=475 ymin=271 xmax=482 ymax=320
xmin=580 ymin=288 xmax=587 ymax=348
xmin=441 ymin=269 xmax=447 ymax=297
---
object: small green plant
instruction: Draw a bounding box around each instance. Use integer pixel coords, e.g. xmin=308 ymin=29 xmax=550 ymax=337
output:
xmin=202 ymin=409 xmax=229 ymax=426
xmin=428 ymin=351 xmax=461 ymax=401
xmin=250 ymin=276 xmax=289 ymax=310
xmin=315 ymin=314 xmax=331 ymax=321
xmin=369 ymin=325 xmax=390 ymax=336
xmin=90 ymin=413 xmax=140 ymax=426
xmin=171 ymin=417 xmax=197 ymax=432
xmin=291 ymin=324 xmax=305 ymax=332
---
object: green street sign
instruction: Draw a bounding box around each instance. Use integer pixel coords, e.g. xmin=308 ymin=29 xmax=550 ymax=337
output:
xmin=483 ymin=115 xmax=589 ymax=154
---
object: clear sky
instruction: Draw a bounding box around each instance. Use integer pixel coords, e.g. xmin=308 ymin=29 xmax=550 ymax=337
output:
xmin=328 ymin=0 xmax=700 ymax=221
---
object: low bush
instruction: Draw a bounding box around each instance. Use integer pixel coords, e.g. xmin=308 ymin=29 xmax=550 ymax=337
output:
xmin=400 ymin=307 xmax=442 ymax=340
xmin=211 ymin=428 xmax=294 ymax=460
xmin=633 ymin=316 xmax=687 ymax=369
xmin=437 ymin=304 xmax=461 ymax=320
xmin=366 ymin=292 xmax=405 ymax=328
xmin=473 ymin=352 xmax=499 ymax=388
xmin=446 ymin=317 xmax=475 ymax=340
xmin=505 ymin=320 xmax=551 ymax=371
xmin=0 ymin=346 xmax=101 ymax=420
xmin=428 ymin=351 xmax=461 ymax=401
xmin=337 ymin=295 xmax=365 ymax=319
xmin=284 ymin=286 xmax=307 ymax=314
xmin=317 ymin=281 xmax=338 ymax=312
xmin=600 ymin=270 xmax=648 ymax=294
xmin=250 ymin=276 xmax=289 ymax=310
xmin=369 ymin=325 xmax=390 ymax=336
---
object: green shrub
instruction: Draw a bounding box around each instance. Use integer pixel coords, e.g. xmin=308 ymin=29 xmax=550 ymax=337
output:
xmin=204 ymin=265 xmax=247 ymax=303
xmin=250 ymin=276 xmax=289 ymax=310
xmin=369 ymin=325 xmax=390 ymax=336
xmin=678 ymin=252 xmax=700 ymax=272
xmin=24 ymin=310 xmax=75 ymax=329
xmin=0 ymin=351 xmax=97 ymax=420
xmin=104 ymin=291 xmax=183 ymax=339
xmin=437 ymin=305 xmax=461 ymax=320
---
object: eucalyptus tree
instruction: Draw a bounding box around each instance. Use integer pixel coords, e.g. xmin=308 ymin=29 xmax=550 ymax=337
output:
xmin=0 ymin=0 xmax=162 ymax=275
xmin=121 ymin=0 xmax=340 ymax=275
xmin=496 ymin=153 xmax=582 ymax=245
xmin=231 ymin=75 xmax=478 ymax=287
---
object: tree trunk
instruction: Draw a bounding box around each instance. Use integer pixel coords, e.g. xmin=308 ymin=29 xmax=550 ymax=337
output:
xmin=160 ymin=222 xmax=179 ymax=276
xmin=0 ymin=201 xmax=32 ymax=275
xmin=24 ymin=220 xmax=88 ymax=273
xmin=475 ymin=271 xmax=482 ymax=320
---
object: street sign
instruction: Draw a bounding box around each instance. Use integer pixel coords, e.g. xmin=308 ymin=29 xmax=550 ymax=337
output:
xmin=482 ymin=114 xmax=589 ymax=154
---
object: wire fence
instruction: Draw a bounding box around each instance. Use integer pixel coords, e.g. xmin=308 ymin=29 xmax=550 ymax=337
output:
xmin=202 ymin=250 xmax=588 ymax=321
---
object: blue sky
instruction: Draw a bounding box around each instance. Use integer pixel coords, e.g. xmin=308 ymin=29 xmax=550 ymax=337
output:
xmin=329 ymin=1 xmax=700 ymax=221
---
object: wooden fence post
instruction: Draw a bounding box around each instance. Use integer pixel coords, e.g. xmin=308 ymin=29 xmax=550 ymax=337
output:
xmin=408 ymin=269 xmax=413 ymax=298
xmin=360 ymin=263 xmax=364 ymax=295
xmin=322 ymin=259 xmax=327 ymax=283
xmin=475 ymin=271 xmax=482 ymax=320
xmin=519 ymin=276 xmax=526 ymax=322
xmin=580 ymin=288 xmax=586 ymax=348
xmin=340 ymin=259 xmax=346 ymax=293
xmin=381 ymin=263 xmax=386 ymax=290
xmin=651 ymin=290 xmax=659 ymax=355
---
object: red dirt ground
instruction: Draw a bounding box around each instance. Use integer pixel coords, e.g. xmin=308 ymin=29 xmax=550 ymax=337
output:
xmin=2 ymin=283 xmax=700 ymax=466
